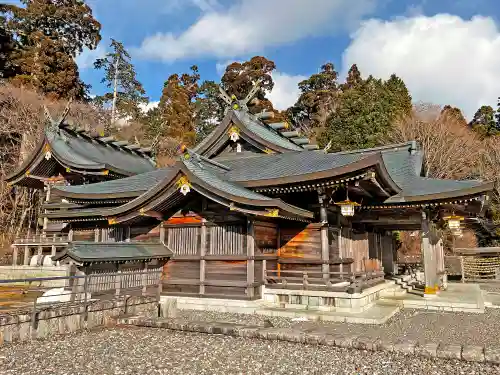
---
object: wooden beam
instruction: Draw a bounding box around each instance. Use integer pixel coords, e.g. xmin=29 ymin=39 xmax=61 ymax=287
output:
xmin=318 ymin=188 xmax=329 ymax=280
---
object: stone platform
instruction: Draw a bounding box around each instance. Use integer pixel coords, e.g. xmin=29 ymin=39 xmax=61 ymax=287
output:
xmin=161 ymin=281 xmax=401 ymax=324
xmin=379 ymin=283 xmax=485 ymax=313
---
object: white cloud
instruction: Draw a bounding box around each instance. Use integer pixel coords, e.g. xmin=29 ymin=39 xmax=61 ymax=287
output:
xmin=135 ymin=0 xmax=377 ymax=62
xmin=76 ymin=44 xmax=107 ymax=69
xmin=139 ymin=101 xmax=160 ymax=113
xmin=268 ymin=72 xmax=306 ymax=110
xmin=342 ymin=14 xmax=500 ymax=120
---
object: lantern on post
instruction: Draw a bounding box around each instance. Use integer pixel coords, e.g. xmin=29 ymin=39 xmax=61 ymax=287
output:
xmin=335 ymin=190 xmax=360 ymax=217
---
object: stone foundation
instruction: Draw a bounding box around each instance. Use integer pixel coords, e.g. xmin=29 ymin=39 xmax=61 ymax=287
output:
xmin=0 ymin=295 xmax=158 ymax=345
xmin=262 ymin=282 xmax=393 ymax=313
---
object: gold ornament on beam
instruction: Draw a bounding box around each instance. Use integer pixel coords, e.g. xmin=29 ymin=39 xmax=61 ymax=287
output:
xmin=265 ymin=209 xmax=279 ymax=217
xmin=228 ymin=126 xmax=240 ymax=142
xmin=176 ymin=175 xmax=192 ymax=196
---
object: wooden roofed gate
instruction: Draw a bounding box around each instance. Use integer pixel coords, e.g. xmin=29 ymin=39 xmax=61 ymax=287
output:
xmin=6 ymin=84 xmax=494 ymax=305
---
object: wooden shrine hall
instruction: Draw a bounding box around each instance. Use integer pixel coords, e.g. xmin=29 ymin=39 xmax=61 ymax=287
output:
xmin=7 ymin=87 xmax=494 ymax=307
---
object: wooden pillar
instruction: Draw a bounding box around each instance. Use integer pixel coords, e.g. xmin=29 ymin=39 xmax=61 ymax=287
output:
xmin=318 ymin=188 xmax=329 ymax=280
xmin=94 ymin=228 xmax=99 ymax=242
xmin=23 ymin=246 xmax=30 ymax=265
xmin=141 ymin=262 xmax=147 ymax=295
xmin=42 ymin=183 xmax=51 ymax=233
xmin=159 ymin=223 xmax=166 ymax=243
xmin=246 ymin=218 xmax=255 ymax=299
xmin=421 ymin=211 xmax=437 ymax=296
xmin=125 ymin=227 xmax=131 ymax=243
xmin=12 ymin=246 xmax=18 ymax=266
xmin=68 ymin=229 xmax=73 ymax=242
xmin=115 ymin=264 xmax=122 ymax=297
xmin=199 ymin=218 xmax=207 ymax=295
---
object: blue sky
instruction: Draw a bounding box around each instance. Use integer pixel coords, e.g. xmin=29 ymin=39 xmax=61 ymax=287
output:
xmin=7 ymin=0 xmax=500 ymax=119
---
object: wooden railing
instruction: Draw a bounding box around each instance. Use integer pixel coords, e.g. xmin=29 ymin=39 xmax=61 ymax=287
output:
xmin=264 ymin=268 xmax=385 ymax=293
xmin=12 ymin=234 xmax=69 ymax=246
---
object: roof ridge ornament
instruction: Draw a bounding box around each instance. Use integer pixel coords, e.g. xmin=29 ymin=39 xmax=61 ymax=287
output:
xmin=44 ymin=99 xmax=73 ymax=133
xmin=218 ymin=78 xmax=263 ymax=113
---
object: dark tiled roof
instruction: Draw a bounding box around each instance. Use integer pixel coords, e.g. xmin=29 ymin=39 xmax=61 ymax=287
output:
xmin=232 ymin=111 xmax=303 ymax=151
xmin=184 ymin=158 xmax=272 ymax=201
xmin=47 ymin=128 xmax=155 ymax=175
xmin=52 ymin=141 xmax=492 ymax=204
xmin=58 ymin=168 xmax=172 ymax=196
xmin=52 ymin=241 xmax=173 ymax=263
xmin=218 ymin=150 xmax=366 ymax=182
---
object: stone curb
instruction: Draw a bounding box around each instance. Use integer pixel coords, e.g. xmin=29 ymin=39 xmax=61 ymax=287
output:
xmin=117 ymin=316 xmax=498 ymax=365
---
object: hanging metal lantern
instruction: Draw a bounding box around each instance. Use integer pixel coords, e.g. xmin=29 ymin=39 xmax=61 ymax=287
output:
xmin=336 ymin=200 xmax=361 ymax=216
xmin=443 ymin=214 xmax=464 ymax=230
xmin=335 ymin=189 xmax=360 ymax=217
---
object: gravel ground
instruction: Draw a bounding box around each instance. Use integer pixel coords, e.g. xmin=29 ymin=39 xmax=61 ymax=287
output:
xmin=1 ymin=327 xmax=499 ymax=375
xmin=177 ymin=308 xmax=500 ymax=347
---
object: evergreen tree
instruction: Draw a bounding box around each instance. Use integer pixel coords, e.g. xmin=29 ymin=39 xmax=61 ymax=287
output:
xmin=2 ymin=0 xmax=101 ymax=98
xmin=0 ymin=10 xmax=20 ymax=79
xmin=318 ymin=70 xmax=412 ymax=152
xmin=341 ymin=64 xmax=363 ymax=90
xmin=220 ymin=56 xmax=278 ymax=116
xmin=157 ymin=65 xmax=200 ymax=146
xmin=194 ymin=80 xmax=225 ymax=142
xmin=470 ymin=105 xmax=497 ymax=137
xmin=287 ymin=62 xmax=339 ymax=133
xmin=93 ymin=38 xmax=148 ymax=126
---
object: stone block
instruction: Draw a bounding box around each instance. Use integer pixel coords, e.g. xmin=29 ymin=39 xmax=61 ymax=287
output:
xmin=335 ymin=335 xmax=358 ymax=348
xmin=353 ymin=336 xmax=374 ymax=351
xmin=485 ymin=347 xmax=500 ymax=364
xmin=462 ymin=345 xmax=485 ymax=362
xmin=236 ymin=327 xmax=260 ymax=339
xmin=377 ymin=340 xmax=394 ymax=352
xmin=304 ymin=331 xmax=326 ymax=345
xmin=437 ymin=344 xmax=462 ymax=360
xmin=393 ymin=340 xmax=416 ymax=355
xmin=160 ymin=298 xmax=177 ymax=318
xmin=415 ymin=342 xmax=438 ymax=358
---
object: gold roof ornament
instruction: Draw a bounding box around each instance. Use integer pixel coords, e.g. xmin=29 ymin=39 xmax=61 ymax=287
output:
xmin=265 ymin=209 xmax=279 ymax=217
xmin=176 ymin=175 xmax=192 ymax=196
xmin=108 ymin=218 xmax=117 ymax=225
xmin=228 ymin=126 xmax=241 ymax=142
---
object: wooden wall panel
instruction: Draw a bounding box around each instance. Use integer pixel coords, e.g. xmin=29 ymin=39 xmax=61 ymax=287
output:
xmin=208 ymin=224 xmax=245 ymax=255
xmin=279 ymin=223 xmax=321 ymax=259
xmin=205 ymin=261 xmax=247 ymax=282
xmin=352 ymin=231 xmax=369 ymax=272
xmin=167 ymin=227 xmax=200 ymax=255
xmin=71 ymin=230 xmax=94 ymax=242
xmin=254 ymin=221 xmax=278 ymax=255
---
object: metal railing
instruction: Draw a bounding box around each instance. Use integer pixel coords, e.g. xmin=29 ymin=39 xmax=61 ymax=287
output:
xmin=0 ymin=269 xmax=163 ymax=323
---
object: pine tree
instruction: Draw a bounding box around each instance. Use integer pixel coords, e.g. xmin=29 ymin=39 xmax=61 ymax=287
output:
xmin=194 ymin=80 xmax=225 ymax=142
xmin=342 ymin=64 xmax=363 ymax=90
xmin=93 ymin=38 xmax=148 ymax=128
